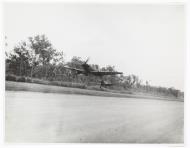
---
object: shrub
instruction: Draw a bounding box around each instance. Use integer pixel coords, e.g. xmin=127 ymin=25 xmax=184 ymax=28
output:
xmin=6 ymin=74 xmax=17 ymax=81
xmin=17 ymin=76 xmax=26 ymax=82
xmin=25 ymin=77 xmax=32 ymax=83
xmin=50 ymin=81 xmax=86 ymax=89
xmin=32 ymin=78 xmax=50 ymax=85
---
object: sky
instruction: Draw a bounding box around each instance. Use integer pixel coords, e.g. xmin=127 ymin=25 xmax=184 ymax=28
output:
xmin=3 ymin=3 xmax=185 ymax=91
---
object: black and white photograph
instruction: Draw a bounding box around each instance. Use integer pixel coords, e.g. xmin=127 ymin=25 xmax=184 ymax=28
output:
xmin=2 ymin=0 xmax=186 ymax=145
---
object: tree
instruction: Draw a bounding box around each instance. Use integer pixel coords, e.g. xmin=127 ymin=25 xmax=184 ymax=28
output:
xmin=168 ymin=87 xmax=180 ymax=97
xmin=68 ymin=56 xmax=83 ymax=68
xmin=9 ymin=41 xmax=31 ymax=76
xmin=52 ymin=51 xmax=65 ymax=65
xmin=28 ymin=35 xmax=57 ymax=79
xmin=6 ymin=34 xmax=65 ymax=80
xmin=28 ymin=49 xmax=39 ymax=78
xmin=91 ymin=64 xmax=100 ymax=71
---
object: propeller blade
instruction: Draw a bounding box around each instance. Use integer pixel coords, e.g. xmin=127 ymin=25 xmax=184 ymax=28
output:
xmin=84 ymin=57 xmax=90 ymax=64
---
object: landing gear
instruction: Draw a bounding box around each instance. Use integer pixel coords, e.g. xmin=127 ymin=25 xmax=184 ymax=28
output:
xmin=100 ymin=80 xmax=104 ymax=88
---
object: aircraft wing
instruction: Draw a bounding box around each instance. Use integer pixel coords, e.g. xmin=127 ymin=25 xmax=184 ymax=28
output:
xmin=91 ymin=71 xmax=123 ymax=76
xmin=64 ymin=66 xmax=84 ymax=73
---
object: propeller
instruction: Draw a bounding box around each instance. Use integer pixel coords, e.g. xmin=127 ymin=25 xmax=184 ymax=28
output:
xmin=84 ymin=57 xmax=90 ymax=64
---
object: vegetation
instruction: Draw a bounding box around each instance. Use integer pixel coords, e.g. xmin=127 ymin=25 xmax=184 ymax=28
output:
xmin=5 ymin=35 xmax=184 ymax=99
xmin=6 ymin=81 xmax=183 ymax=102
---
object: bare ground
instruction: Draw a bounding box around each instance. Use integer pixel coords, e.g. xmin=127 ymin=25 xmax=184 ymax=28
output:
xmin=5 ymin=90 xmax=184 ymax=143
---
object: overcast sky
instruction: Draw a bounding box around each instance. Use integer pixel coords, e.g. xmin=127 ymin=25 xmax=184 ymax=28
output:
xmin=3 ymin=3 xmax=185 ymax=90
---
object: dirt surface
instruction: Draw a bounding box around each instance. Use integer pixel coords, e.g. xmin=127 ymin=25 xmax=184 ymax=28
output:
xmin=5 ymin=91 xmax=184 ymax=143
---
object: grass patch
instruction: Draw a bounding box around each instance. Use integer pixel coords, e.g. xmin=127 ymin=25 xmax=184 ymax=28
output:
xmin=5 ymin=74 xmax=86 ymax=89
xmin=5 ymin=75 xmax=183 ymax=101
xmin=5 ymin=81 xmax=183 ymax=102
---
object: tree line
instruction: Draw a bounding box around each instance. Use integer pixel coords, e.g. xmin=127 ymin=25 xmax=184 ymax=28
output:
xmin=5 ymin=35 xmax=184 ymax=99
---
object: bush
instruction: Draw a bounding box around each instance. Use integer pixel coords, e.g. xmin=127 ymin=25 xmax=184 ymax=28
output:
xmin=50 ymin=81 xmax=86 ymax=89
xmin=32 ymin=78 xmax=50 ymax=85
xmin=25 ymin=77 xmax=32 ymax=83
xmin=6 ymin=74 xmax=17 ymax=81
xmin=6 ymin=74 xmax=87 ymax=89
xmin=17 ymin=76 xmax=26 ymax=82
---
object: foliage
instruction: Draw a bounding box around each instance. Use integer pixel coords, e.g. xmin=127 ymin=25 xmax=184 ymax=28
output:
xmin=6 ymin=74 xmax=17 ymax=81
xmin=17 ymin=76 xmax=26 ymax=82
xmin=5 ymin=34 xmax=183 ymax=99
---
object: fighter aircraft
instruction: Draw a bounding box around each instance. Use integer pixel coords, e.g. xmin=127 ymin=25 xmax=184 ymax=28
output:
xmin=63 ymin=58 xmax=123 ymax=88
xmin=64 ymin=58 xmax=123 ymax=76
